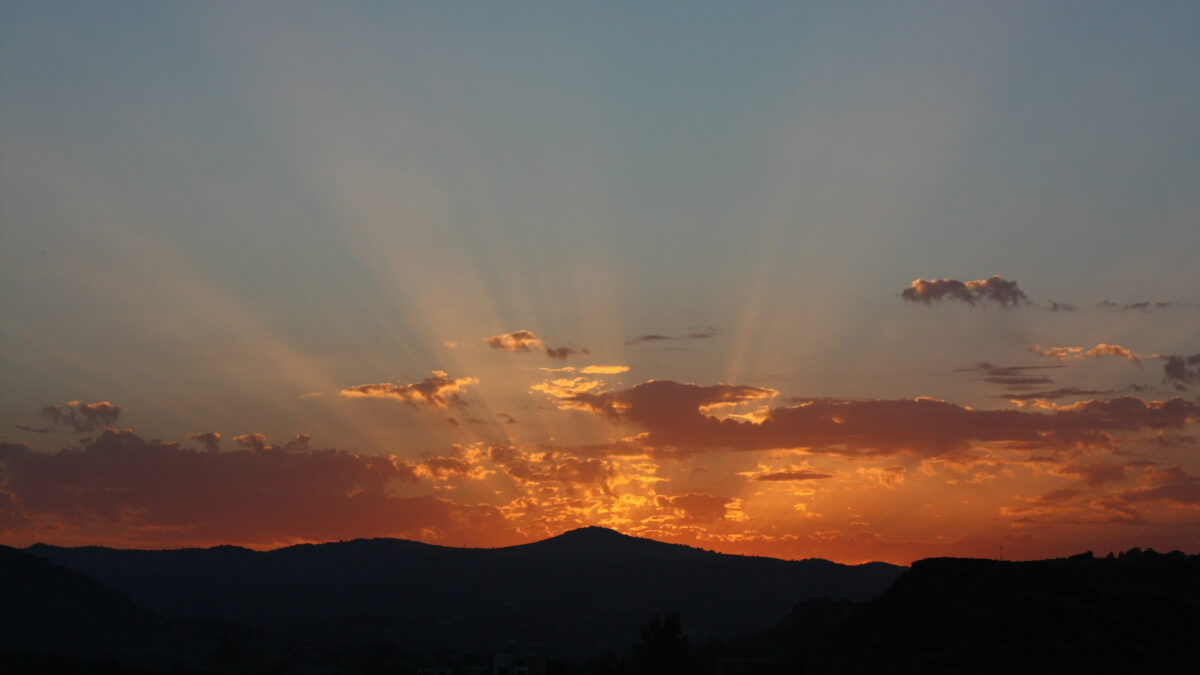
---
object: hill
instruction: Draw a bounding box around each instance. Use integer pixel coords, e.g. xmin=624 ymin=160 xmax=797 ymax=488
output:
xmin=27 ymin=527 xmax=904 ymax=659
xmin=806 ymin=549 xmax=1200 ymax=674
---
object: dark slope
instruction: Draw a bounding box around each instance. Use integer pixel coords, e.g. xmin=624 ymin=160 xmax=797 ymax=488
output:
xmin=28 ymin=527 xmax=903 ymax=657
xmin=807 ymin=550 xmax=1200 ymax=674
xmin=0 ymin=545 xmax=163 ymax=653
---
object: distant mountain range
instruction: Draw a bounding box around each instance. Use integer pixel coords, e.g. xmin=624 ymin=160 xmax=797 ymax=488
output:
xmin=17 ymin=526 xmax=903 ymax=661
xmin=12 ymin=530 xmax=1194 ymax=673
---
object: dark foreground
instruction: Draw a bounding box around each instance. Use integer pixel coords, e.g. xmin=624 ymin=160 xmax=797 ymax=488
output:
xmin=3 ymin=529 xmax=1197 ymax=674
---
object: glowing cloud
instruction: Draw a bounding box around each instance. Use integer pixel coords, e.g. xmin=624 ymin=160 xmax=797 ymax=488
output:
xmin=1033 ymin=343 xmax=1144 ymax=364
xmin=340 ymin=370 xmax=478 ymax=409
xmin=901 ymin=276 xmax=1029 ymax=307
xmin=540 ymin=365 xmax=631 ymax=375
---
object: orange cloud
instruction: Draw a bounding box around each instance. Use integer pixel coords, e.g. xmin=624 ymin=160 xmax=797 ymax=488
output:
xmin=1032 ymin=343 xmax=1144 ymax=364
xmin=540 ymin=365 xmax=631 ymax=375
xmin=745 ymin=465 xmax=834 ymax=482
xmin=340 ymin=370 xmax=478 ymax=409
xmin=486 ymin=329 xmax=544 ymax=352
xmin=531 ymin=377 xmax=607 ymax=406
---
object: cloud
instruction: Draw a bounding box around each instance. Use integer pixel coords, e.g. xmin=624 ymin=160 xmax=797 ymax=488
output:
xmin=1162 ymin=353 xmax=1200 ymax=390
xmin=1044 ymin=300 xmax=1077 ymax=312
xmin=186 ymin=432 xmax=221 ymax=452
xmin=540 ymin=365 xmax=631 ymax=375
xmin=35 ymin=401 xmax=122 ymax=432
xmin=900 ymin=276 xmax=1029 ymax=307
xmin=340 ymin=371 xmax=478 ymax=409
xmin=1005 ymin=387 xmax=1117 ymax=402
xmin=1123 ymin=301 xmax=1183 ymax=312
xmin=486 ymin=329 xmax=544 ymax=352
xmin=1053 ymin=463 xmax=1126 ymax=487
xmin=0 ymin=429 xmax=524 ymax=547
xmin=860 ymin=465 xmax=907 ymax=487
xmin=485 ymin=330 xmax=588 ymax=360
xmin=1116 ymin=466 xmax=1200 ymax=505
xmin=485 ymin=443 xmax=611 ymax=489
xmin=654 ymin=492 xmax=732 ymax=523
xmin=545 ymin=346 xmax=586 ymax=360
xmin=1032 ymin=343 xmax=1144 ymax=364
xmin=748 ymin=466 xmax=835 ymax=482
xmin=959 ymin=362 xmax=1063 ymax=392
xmin=624 ymin=328 xmax=716 ymax=346
xmin=559 ymin=379 xmax=1200 ymax=458
xmin=530 ymin=377 xmax=607 ymax=406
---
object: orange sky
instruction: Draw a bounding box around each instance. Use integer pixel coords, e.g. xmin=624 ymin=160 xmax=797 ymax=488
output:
xmin=4 ymin=325 xmax=1199 ymax=565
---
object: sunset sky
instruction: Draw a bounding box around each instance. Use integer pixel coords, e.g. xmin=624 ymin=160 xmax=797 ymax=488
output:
xmin=2 ymin=2 xmax=1198 ymax=564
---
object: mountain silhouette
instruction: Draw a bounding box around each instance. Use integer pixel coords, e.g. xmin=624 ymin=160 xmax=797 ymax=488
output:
xmin=28 ymin=527 xmax=903 ymax=659
xmin=806 ymin=550 xmax=1200 ymax=674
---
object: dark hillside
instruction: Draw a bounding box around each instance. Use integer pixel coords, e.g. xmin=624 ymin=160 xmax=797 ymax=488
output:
xmin=29 ymin=527 xmax=904 ymax=659
xmin=808 ymin=549 xmax=1200 ymax=674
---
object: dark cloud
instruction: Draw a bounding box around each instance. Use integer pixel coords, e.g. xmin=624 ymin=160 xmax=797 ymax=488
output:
xmin=655 ymin=492 xmax=731 ymax=523
xmin=1117 ymin=466 xmax=1200 ymax=505
xmin=960 ymin=363 xmax=1064 ymax=392
xmin=497 ymin=413 xmax=518 ymax=425
xmin=624 ymin=327 xmax=716 ymax=346
xmin=35 ymin=401 xmax=122 ymax=432
xmin=485 ymin=443 xmax=611 ymax=489
xmin=1031 ymin=488 xmax=1083 ymax=505
xmin=1054 ymin=463 xmax=1126 ymax=487
xmin=340 ymin=370 xmax=478 ymax=409
xmin=485 ymin=329 xmax=588 ymax=360
xmin=545 ymin=346 xmax=590 ymax=360
xmin=186 ymin=432 xmax=221 ymax=452
xmin=1097 ymin=300 xmax=1184 ymax=312
xmin=1162 ymin=353 xmax=1200 ymax=389
xmin=1044 ymin=300 xmax=1077 ymax=312
xmin=1005 ymin=387 xmax=1116 ymax=401
xmin=14 ymin=425 xmax=51 ymax=434
xmin=752 ymin=468 xmax=835 ymax=482
xmin=0 ymin=429 xmax=519 ymax=547
xmin=557 ymin=379 xmax=1200 ymax=458
xmin=900 ymin=276 xmax=1029 ymax=308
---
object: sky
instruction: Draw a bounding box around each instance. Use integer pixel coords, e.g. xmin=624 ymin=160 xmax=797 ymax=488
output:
xmin=1 ymin=1 xmax=1198 ymax=564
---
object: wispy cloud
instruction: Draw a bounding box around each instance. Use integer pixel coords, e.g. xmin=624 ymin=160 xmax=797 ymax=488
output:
xmin=624 ymin=327 xmax=715 ymax=346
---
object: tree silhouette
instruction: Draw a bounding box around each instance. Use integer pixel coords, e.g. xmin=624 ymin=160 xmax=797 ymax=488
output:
xmin=633 ymin=612 xmax=691 ymax=675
